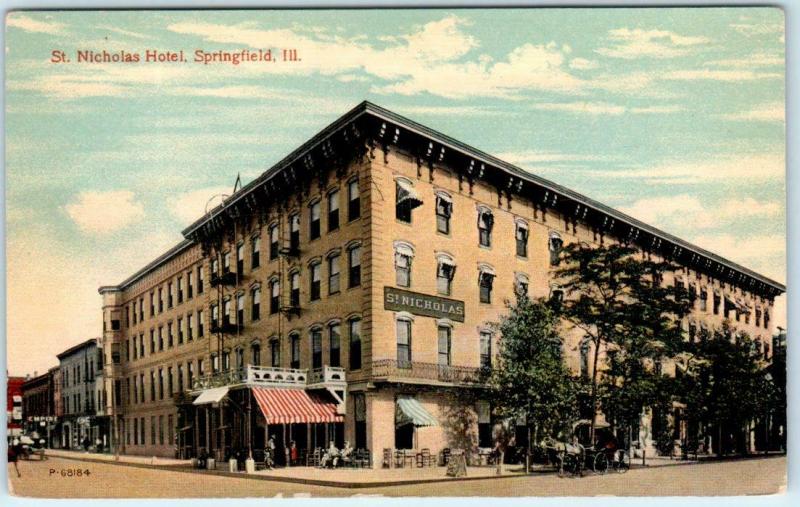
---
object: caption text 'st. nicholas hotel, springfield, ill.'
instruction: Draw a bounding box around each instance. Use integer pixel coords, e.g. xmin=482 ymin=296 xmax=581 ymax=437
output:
xmin=96 ymin=102 xmax=784 ymax=463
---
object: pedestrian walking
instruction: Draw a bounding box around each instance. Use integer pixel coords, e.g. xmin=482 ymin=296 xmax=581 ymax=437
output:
xmin=8 ymin=439 xmax=21 ymax=477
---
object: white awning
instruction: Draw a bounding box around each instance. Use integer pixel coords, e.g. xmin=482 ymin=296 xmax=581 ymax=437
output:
xmin=192 ymin=386 xmax=229 ymax=405
xmin=394 ymin=242 xmax=415 ymax=258
xmin=397 ymin=179 xmax=422 ymax=206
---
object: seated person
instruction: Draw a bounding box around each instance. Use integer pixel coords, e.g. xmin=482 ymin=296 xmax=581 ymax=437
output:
xmin=319 ymin=441 xmax=339 ymax=468
xmin=334 ymin=441 xmax=354 ymax=467
xmin=565 ymin=436 xmax=584 ymax=457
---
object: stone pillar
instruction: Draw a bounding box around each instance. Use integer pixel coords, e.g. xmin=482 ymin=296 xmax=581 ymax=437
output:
xmin=635 ymin=408 xmax=658 ymax=458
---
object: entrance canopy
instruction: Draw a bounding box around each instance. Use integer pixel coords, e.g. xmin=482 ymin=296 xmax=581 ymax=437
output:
xmin=252 ymin=387 xmax=343 ymax=424
xmin=396 ymin=396 xmax=438 ymax=427
xmin=192 ymin=386 xmax=229 ymax=405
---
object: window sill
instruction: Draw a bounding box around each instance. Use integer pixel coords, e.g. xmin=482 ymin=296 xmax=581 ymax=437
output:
xmin=478 ymin=244 xmax=492 ymax=250
xmin=395 ymin=219 xmax=413 ymax=226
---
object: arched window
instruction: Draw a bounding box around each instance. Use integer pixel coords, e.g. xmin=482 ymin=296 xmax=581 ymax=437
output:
xmin=478 ymin=264 xmax=495 ymax=304
xmin=269 ymin=277 xmax=280 ymax=314
xmin=309 ymin=199 xmax=321 ymax=240
xmin=437 ymin=322 xmax=452 ymax=366
xmin=396 ymin=177 xmax=422 ymax=223
xmin=289 ymin=270 xmax=301 ymax=308
xmin=328 ymin=321 xmax=342 ymax=368
xmin=514 ymin=272 xmax=530 ymax=298
xmin=268 ymin=223 xmax=279 ymax=260
xmin=477 ymin=206 xmax=493 ymax=247
xmin=348 ymin=243 xmax=362 ymax=288
xmin=435 ymin=191 xmax=453 ymax=234
xmin=289 ymin=333 xmax=300 ymax=369
xmin=250 ymin=341 xmax=261 ymax=366
xmin=289 ymin=212 xmax=300 ymax=253
xmin=269 ymin=337 xmax=280 ymax=367
xmin=436 ymin=253 xmax=456 ymax=296
xmin=394 ymin=241 xmax=415 ymax=288
xmin=310 ymin=326 xmax=323 ymax=369
xmin=251 ymin=284 xmax=261 ymax=321
xmin=548 ymin=231 xmax=563 ymax=267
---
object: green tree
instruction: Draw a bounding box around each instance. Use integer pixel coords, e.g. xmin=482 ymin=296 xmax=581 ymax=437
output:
xmin=555 ymin=243 xmax=692 ymax=444
xmin=486 ymin=296 xmax=579 ymax=462
xmin=677 ymin=324 xmax=774 ymax=456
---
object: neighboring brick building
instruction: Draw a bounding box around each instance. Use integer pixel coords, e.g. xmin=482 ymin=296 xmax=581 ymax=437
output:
xmin=98 ymin=102 xmax=784 ymax=462
xmin=56 ymin=338 xmax=110 ymax=451
xmin=21 ymin=370 xmax=57 ymax=446
xmin=6 ymin=375 xmax=25 ymax=440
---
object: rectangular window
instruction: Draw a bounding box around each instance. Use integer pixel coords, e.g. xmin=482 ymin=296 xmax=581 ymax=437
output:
xmin=310 ymin=201 xmax=321 ymax=240
xmin=329 ymin=323 xmax=341 ymax=368
xmin=438 ymin=326 xmax=451 ymax=366
xmin=236 ymin=348 xmax=244 ymax=370
xmin=290 ymin=272 xmax=300 ymax=307
xmin=251 ymin=343 xmax=261 ymax=365
xmin=197 ymin=266 xmax=204 ymax=294
xmin=168 ymin=414 xmax=174 ymax=448
xmin=139 ymin=297 xmax=144 ymax=321
xmin=177 ymin=364 xmax=184 ymax=392
xmin=713 ymin=293 xmax=720 ymax=315
xmin=349 ymin=246 xmax=361 ymax=288
xmin=187 ymin=314 xmax=194 ymax=341
xmin=166 ymin=324 xmax=172 ymax=348
xmin=480 ymin=332 xmax=492 ymax=368
xmin=237 ymin=293 xmax=245 ymax=324
xmin=211 ymin=304 xmax=219 ymax=329
xmin=177 ymin=317 xmax=184 ymax=345
xmin=270 ymin=280 xmax=280 ymax=314
xmin=139 ymin=333 xmax=144 ymax=358
xmin=348 ymin=179 xmax=360 ymax=221
xmin=150 ymin=293 xmax=155 ymax=317
xmin=187 ymin=362 xmax=194 ymax=389
xmin=251 ymin=236 xmax=260 ymax=269
xmin=132 ymin=302 xmax=137 ymax=325
xmin=167 ymin=366 xmax=173 ymax=395
xmin=549 ymin=235 xmax=563 ymax=267
xmin=251 ymin=287 xmax=261 ymax=321
xmin=271 ymin=340 xmax=280 ymax=368
xmin=310 ymin=262 xmax=321 ymax=301
xmin=289 ymin=214 xmax=300 ymax=253
xmin=479 ymin=272 xmax=494 ymax=304
xmin=478 ymin=210 xmax=493 ymax=247
xmin=237 ymin=243 xmax=244 ymax=274
xmin=159 ymin=415 xmax=164 ymax=445
xmin=150 ymin=330 xmax=155 ymax=354
xmin=269 ymin=224 xmax=279 ymax=260
xmin=396 ymin=180 xmax=419 ymax=223
xmin=134 ymin=418 xmax=139 ymax=445
xmin=197 ymin=310 xmax=204 ymax=337
xmin=158 ymin=368 xmax=164 ymax=400
xmin=150 ymin=371 xmax=156 ymax=401
xmin=140 ymin=417 xmax=146 ymax=446
xmin=349 ymin=319 xmax=362 ymax=370
xmin=516 ymin=223 xmax=529 ymax=257
xmin=197 ymin=358 xmax=204 ymax=377
xmin=311 ymin=329 xmax=323 ymax=369
xmin=177 ymin=276 xmax=184 ymax=304
xmin=328 ymin=189 xmax=340 ymax=231
xmin=187 ymin=271 xmax=193 ymax=299
xmin=168 ymin=282 xmax=173 ymax=308
xmin=437 ymin=260 xmax=455 ymax=296
xmin=700 ymin=289 xmax=708 ymax=311
xmin=436 ymin=194 xmax=452 ymax=234
xmin=396 ymin=320 xmax=412 ymax=366
xmin=223 ymin=299 xmax=232 ymax=325
xmin=291 ymin=335 xmax=300 ymax=369
xmin=223 ymin=251 xmax=231 ymax=274
xmin=395 ymin=252 xmax=411 ymax=287
xmin=328 ymin=254 xmax=341 ymax=294
xmin=158 ymin=288 xmax=164 ymax=313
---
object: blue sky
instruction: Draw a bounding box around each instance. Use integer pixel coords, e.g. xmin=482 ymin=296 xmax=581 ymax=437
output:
xmin=5 ymin=8 xmax=785 ymax=375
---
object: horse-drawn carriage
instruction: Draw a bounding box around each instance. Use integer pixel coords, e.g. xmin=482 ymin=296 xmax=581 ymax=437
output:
xmin=539 ymin=420 xmax=630 ymax=477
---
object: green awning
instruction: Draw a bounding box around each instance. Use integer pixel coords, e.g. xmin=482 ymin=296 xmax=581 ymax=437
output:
xmin=396 ymin=396 xmax=438 ymax=428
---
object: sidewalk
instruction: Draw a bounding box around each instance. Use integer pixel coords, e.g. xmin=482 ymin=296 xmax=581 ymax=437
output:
xmin=46 ymin=448 xmax=192 ymax=467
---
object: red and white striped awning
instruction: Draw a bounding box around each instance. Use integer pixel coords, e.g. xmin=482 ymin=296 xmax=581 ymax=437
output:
xmin=252 ymin=387 xmax=343 ymax=424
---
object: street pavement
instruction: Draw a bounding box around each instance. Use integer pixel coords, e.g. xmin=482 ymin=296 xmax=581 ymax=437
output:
xmin=7 ymin=455 xmax=786 ymax=498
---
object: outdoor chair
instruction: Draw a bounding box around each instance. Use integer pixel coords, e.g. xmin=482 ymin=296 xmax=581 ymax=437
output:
xmin=308 ymin=447 xmax=321 ymax=467
xmin=252 ymin=449 xmax=267 ymax=470
xmin=357 ymin=449 xmax=372 ymax=468
xmin=382 ymin=448 xmax=392 ymax=468
xmin=417 ymin=448 xmax=433 ymax=468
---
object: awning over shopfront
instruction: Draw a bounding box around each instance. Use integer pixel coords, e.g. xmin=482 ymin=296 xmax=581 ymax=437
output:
xmin=396 ymin=396 xmax=438 ymax=428
xmin=192 ymin=387 xmax=230 ymax=405
xmin=252 ymin=387 xmax=343 ymax=424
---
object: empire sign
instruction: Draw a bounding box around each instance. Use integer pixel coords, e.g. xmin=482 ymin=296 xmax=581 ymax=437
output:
xmin=384 ymin=287 xmax=465 ymax=322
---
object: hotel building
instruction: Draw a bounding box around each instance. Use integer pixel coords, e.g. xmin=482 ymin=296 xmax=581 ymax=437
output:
xmin=98 ymin=102 xmax=784 ymax=462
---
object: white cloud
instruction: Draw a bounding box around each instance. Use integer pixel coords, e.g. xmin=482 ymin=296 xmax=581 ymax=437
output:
xmin=569 ymin=57 xmax=599 ymax=70
xmin=719 ymin=102 xmax=784 ymax=122
xmin=597 ymin=153 xmax=785 ymax=184
xmin=690 ymin=233 xmax=785 ymax=282
xmin=661 ymin=69 xmax=782 ymax=81
xmin=495 ymin=150 xmax=611 ymax=165
xmin=729 ymin=22 xmax=784 ymax=37
xmin=7 ymin=13 xmax=65 ymax=35
xmin=704 ymin=52 xmax=783 ymax=68
xmin=596 ymin=28 xmax=709 ymax=59
xmin=619 ymin=194 xmax=782 ymax=230
xmin=168 ymin=85 xmax=285 ymax=100
xmin=168 ymin=186 xmax=234 ymax=226
xmin=629 ymin=105 xmax=684 ymax=114
xmin=64 ymin=190 xmax=145 ymax=234
xmin=95 ymin=25 xmax=153 ymax=40
xmin=532 ymin=101 xmax=626 ymax=115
